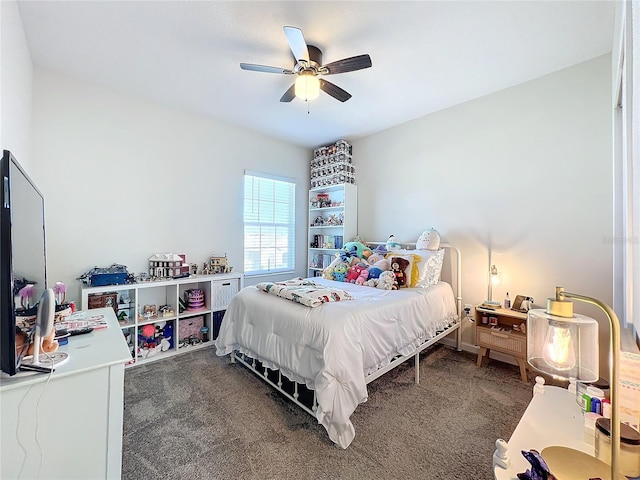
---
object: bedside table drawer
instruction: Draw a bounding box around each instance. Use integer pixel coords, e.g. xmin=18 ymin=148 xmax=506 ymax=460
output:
xmin=478 ymin=328 xmax=526 ymax=357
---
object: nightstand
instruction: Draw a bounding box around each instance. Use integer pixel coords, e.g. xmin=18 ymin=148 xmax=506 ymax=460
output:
xmin=475 ymin=305 xmax=529 ymax=382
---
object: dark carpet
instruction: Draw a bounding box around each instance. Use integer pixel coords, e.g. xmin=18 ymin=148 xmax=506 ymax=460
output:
xmin=122 ymin=345 xmax=533 ymax=480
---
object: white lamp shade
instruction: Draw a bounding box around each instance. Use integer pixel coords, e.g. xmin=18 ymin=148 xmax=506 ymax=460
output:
xmin=295 ymin=73 xmax=320 ymax=100
xmin=527 ymin=308 xmax=599 ymax=382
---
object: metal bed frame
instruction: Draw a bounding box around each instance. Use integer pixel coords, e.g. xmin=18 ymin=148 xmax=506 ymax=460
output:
xmin=230 ymin=242 xmax=463 ymax=418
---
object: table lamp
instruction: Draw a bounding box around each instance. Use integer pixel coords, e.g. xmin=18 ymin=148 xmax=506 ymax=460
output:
xmin=527 ymin=286 xmax=622 ymax=480
xmin=487 ymin=264 xmax=499 ymax=302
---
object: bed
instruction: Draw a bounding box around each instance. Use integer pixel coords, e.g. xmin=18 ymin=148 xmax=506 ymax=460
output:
xmin=214 ymin=243 xmax=462 ymax=449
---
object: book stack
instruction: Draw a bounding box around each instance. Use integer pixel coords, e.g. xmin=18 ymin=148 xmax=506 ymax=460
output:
xmin=310 ymin=235 xmax=343 ymax=249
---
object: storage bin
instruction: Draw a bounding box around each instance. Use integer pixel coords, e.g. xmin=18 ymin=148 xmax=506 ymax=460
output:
xmin=211 ymin=281 xmax=239 ymax=310
xmin=178 ymin=316 xmax=204 ymax=342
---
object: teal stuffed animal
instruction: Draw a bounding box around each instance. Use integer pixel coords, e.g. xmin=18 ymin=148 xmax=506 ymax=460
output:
xmin=342 ymin=241 xmax=373 ymax=260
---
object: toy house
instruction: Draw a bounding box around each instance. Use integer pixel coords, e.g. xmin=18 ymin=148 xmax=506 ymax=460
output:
xmin=148 ymin=253 xmax=190 ymax=278
xmin=202 ymin=254 xmax=233 ymax=275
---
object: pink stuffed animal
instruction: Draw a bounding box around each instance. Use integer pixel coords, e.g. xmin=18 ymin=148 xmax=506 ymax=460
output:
xmin=355 ymin=268 xmax=369 ymax=285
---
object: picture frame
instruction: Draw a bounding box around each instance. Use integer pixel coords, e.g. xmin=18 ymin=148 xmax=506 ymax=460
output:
xmin=512 ymin=294 xmax=533 ymax=313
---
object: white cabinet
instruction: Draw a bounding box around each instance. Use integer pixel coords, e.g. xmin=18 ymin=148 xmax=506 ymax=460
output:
xmin=81 ymin=273 xmax=243 ymax=366
xmin=308 ymin=184 xmax=357 ymax=277
xmin=0 ymin=308 xmax=130 ymax=479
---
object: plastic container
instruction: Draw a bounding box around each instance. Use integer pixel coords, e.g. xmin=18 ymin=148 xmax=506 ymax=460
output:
xmin=576 ymin=377 xmax=610 ymax=406
xmin=594 ymin=417 xmax=640 ymax=478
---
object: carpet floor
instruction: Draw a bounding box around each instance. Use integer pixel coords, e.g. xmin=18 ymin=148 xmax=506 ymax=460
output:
xmin=122 ymin=344 xmax=533 ymax=480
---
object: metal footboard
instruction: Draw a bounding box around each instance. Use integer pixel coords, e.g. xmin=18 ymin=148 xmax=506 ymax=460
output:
xmin=231 ymin=320 xmax=461 ymax=417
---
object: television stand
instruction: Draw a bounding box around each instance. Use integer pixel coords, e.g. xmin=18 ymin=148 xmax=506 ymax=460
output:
xmin=0 ymin=308 xmax=130 ymax=479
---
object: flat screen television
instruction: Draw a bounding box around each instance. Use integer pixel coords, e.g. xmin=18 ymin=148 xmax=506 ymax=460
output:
xmin=1 ymin=150 xmax=48 ymax=376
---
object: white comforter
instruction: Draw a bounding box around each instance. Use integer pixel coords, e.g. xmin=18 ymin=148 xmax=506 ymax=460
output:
xmin=214 ymin=278 xmax=458 ymax=448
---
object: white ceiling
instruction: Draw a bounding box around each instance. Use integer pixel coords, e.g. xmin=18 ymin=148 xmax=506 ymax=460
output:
xmin=17 ymin=1 xmax=615 ymax=149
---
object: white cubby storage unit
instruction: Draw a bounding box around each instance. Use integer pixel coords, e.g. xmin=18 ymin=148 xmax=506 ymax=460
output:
xmin=308 ymin=183 xmax=357 ymax=277
xmin=81 ymin=273 xmax=243 ymax=366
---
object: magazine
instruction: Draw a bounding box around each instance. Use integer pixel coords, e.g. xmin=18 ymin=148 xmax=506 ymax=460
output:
xmin=56 ymin=312 xmax=108 ymax=332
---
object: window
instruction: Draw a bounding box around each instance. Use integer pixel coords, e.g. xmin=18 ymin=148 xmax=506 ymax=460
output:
xmin=244 ymin=171 xmax=296 ymax=276
xmin=613 ymin=1 xmax=639 ymax=331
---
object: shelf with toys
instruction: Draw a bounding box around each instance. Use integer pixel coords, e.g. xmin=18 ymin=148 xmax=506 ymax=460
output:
xmin=81 ymin=272 xmax=243 ymax=367
xmin=308 ymin=183 xmax=357 ymax=277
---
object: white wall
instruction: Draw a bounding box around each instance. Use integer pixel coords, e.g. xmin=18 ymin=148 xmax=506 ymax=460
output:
xmin=0 ymin=0 xmax=33 ymax=166
xmin=353 ymin=55 xmax=613 ymax=349
xmin=30 ymin=68 xmax=310 ymax=304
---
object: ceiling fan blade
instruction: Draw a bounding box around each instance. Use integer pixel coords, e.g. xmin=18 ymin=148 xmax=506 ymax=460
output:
xmin=280 ymin=84 xmax=296 ymax=102
xmin=323 ymin=54 xmax=372 ymax=75
xmin=319 ymin=79 xmax=352 ymax=102
xmin=283 ymin=26 xmax=309 ymax=62
xmin=240 ymin=63 xmax=294 ymax=74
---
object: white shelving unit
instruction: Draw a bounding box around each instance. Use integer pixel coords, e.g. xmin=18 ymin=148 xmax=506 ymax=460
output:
xmin=308 ymin=183 xmax=357 ymax=277
xmin=81 ymin=273 xmax=243 ymax=366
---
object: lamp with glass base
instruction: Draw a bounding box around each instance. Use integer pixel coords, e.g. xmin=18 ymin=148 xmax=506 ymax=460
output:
xmin=527 ymin=287 xmax=623 ymax=480
xmin=485 ymin=264 xmax=500 ymax=304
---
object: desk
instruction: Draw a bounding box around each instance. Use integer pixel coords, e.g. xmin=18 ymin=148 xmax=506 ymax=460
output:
xmin=494 ymin=383 xmax=593 ymax=479
xmin=0 ymin=308 xmax=130 ymax=479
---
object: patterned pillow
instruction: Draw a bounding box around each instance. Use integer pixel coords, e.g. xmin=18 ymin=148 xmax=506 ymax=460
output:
xmin=415 ymin=249 xmax=445 ymax=287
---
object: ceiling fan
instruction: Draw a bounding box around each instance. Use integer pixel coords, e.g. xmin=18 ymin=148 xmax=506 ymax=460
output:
xmin=240 ymin=26 xmax=372 ymax=103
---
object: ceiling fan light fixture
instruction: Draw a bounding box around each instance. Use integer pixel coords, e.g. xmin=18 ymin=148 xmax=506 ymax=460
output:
xmin=295 ymin=72 xmax=320 ymax=100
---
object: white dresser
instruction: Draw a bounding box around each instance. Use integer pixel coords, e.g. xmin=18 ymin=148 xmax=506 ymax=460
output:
xmin=0 ymin=308 xmax=131 ymax=479
xmin=493 ymin=382 xmax=594 ymax=479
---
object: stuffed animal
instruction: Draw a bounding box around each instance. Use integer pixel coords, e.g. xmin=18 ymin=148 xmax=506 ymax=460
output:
xmin=376 ymin=271 xmax=395 ymax=290
xmin=346 ymin=264 xmax=363 ymax=283
xmin=355 ymin=268 xmax=369 ymax=285
xmin=322 ymin=266 xmax=335 ymax=280
xmin=367 ymin=267 xmax=382 ymax=279
xmin=338 ymin=249 xmax=355 ymax=263
xmin=371 ymin=258 xmax=390 ymax=271
xmin=367 ymin=252 xmax=385 ymax=265
xmin=364 ymin=278 xmax=378 ymax=288
xmin=333 ymin=263 xmax=348 ymax=282
xmin=386 ymin=235 xmax=401 ymax=251
xmin=342 ymin=241 xmax=373 ymax=260
xmin=160 ymin=338 xmax=171 ymax=352
xmin=390 ymin=257 xmax=410 ymax=289
xmin=373 ymin=244 xmax=388 ymax=255
xmin=416 ymin=228 xmax=441 ymax=250
xmin=163 ymin=322 xmax=174 ymax=348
